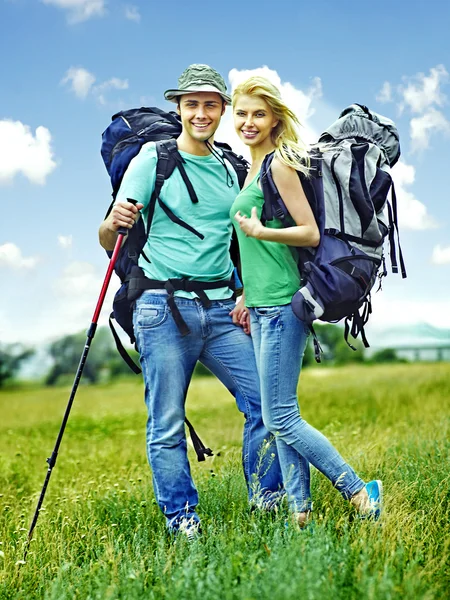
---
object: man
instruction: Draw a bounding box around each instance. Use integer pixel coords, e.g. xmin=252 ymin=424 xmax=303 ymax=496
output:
xmin=99 ymin=64 xmax=282 ymax=537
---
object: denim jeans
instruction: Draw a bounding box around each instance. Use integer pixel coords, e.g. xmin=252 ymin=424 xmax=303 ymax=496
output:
xmin=133 ymin=292 xmax=283 ymax=530
xmin=250 ymin=304 xmax=365 ymax=512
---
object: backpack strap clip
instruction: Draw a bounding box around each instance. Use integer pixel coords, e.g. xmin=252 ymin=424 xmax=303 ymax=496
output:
xmin=155 ymin=172 xmax=165 ymax=186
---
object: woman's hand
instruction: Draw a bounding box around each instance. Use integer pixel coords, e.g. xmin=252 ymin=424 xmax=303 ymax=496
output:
xmin=234 ymin=207 xmax=265 ymax=239
xmin=229 ymin=295 xmax=251 ymax=335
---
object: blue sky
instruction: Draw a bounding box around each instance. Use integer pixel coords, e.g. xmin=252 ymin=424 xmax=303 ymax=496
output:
xmin=1 ymin=0 xmax=450 ymax=348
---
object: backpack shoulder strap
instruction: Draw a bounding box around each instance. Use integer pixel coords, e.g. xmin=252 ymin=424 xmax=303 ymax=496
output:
xmin=260 ymin=152 xmax=287 ymax=223
xmin=145 ymin=139 xmax=201 ymax=239
xmin=386 ymin=182 xmax=407 ymax=278
xmin=145 ymin=140 xmax=178 ymax=237
xmin=260 ymin=151 xmax=321 ymax=225
xmin=108 ymin=313 xmax=141 ymax=374
xmin=156 ymin=139 xmax=199 ymax=202
xmin=220 ymin=147 xmax=249 ymax=189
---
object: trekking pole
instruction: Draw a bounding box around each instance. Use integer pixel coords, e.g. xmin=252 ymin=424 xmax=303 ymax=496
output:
xmin=23 ymin=224 xmax=129 ymax=562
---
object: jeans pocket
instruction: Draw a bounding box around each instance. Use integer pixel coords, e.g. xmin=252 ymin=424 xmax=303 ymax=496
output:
xmin=254 ymin=306 xmax=281 ymax=318
xmin=216 ymin=299 xmax=236 ymax=311
xmin=135 ymin=304 xmax=168 ymax=329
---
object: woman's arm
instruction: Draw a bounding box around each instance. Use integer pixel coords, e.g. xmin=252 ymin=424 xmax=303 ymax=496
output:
xmin=234 ymin=157 xmax=320 ymax=247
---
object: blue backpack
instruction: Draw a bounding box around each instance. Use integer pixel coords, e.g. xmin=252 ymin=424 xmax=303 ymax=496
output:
xmin=260 ymin=104 xmax=406 ymax=361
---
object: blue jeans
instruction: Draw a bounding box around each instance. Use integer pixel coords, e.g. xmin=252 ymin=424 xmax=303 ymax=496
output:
xmin=250 ymin=304 xmax=365 ymax=512
xmin=133 ymin=292 xmax=283 ymax=530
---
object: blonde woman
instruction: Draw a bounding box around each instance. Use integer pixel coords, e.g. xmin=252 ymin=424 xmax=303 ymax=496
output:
xmin=230 ymin=76 xmax=382 ymax=526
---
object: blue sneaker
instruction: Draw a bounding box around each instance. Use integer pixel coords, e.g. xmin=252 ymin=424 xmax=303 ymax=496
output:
xmin=169 ymin=517 xmax=202 ymax=542
xmin=362 ymin=480 xmax=383 ymax=520
xmin=178 ymin=519 xmax=202 ymax=541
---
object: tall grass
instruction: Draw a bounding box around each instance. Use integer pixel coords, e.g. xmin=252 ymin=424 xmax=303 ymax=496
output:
xmin=0 ymin=363 xmax=449 ymax=599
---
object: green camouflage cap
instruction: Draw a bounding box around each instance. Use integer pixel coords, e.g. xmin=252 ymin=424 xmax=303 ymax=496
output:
xmin=164 ymin=64 xmax=231 ymax=104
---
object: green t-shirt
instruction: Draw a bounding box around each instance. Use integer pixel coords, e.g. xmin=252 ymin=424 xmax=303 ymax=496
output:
xmin=230 ymin=175 xmax=301 ymax=307
xmin=116 ymin=142 xmax=241 ymax=300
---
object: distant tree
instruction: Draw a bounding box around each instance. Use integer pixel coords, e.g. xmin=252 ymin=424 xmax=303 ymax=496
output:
xmin=0 ymin=344 xmax=34 ymax=386
xmin=108 ymin=349 xmax=142 ymax=378
xmin=302 ymin=338 xmax=315 ymax=367
xmin=334 ymin=337 xmax=365 ymax=365
xmin=370 ymin=348 xmax=406 ymax=363
xmin=193 ymin=362 xmax=213 ymax=377
xmin=303 ymin=322 xmax=366 ymax=365
xmin=45 ymin=327 xmax=116 ymax=385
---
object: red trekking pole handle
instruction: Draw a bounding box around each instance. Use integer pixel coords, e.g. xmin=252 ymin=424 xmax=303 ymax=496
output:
xmin=91 ymin=230 xmax=125 ymax=323
xmin=92 ymin=197 xmax=139 ymax=322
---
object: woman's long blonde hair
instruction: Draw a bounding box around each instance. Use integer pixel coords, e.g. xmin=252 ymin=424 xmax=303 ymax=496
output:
xmin=232 ymin=76 xmax=310 ymax=174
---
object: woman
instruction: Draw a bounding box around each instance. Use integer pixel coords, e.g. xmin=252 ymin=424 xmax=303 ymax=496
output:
xmin=230 ymin=76 xmax=382 ymax=526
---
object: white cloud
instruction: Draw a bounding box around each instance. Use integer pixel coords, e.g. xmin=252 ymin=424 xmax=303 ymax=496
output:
xmin=93 ymin=77 xmax=129 ymax=105
xmin=94 ymin=77 xmax=129 ymax=93
xmin=390 ymin=160 xmax=437 ymax=230
xmin=367 ymin=292 xmax=450 ymax=330
xmin=410 ymin=108 xmax=450 ymax=152
xmin=47 ymin=261 xmax=119 ymax=338
xmin=0 ymin=120 xmax=57 ymax=185
xmin=124 ymin=4 xmax=140 ymax=22
xmin=0 ymin=260 xmax=121 ymax=344
xmin=58 ymin=235 xmax=73 ymax=249
xmin=380 ymin=65 xmax=450 ymax=151
xmin=39 ymin=261 xmax=117 ymax=342
xmin=62 ymin=67 xmax=128 ymax=105
xmin=229 ymin=65 xmax=322 ymax=128
xmin=0 ymin=243 xmax=39 ymax=269
xmin=376 ymin=81 xmax=392 ymax=104
xmin=61 ymin=67 xmax=96 ymax=99
xmin=217 ymin=66 xmax=322 ymax=158
xmin=55 ymin=261 xmax=100 ymax=296
xmin=42 ymin=0 xmax=105 ymax=24
xmin=399 ymin=64 xmax=448 ymax=114
xmin=431 ymin=245 xmax=450 ymax=265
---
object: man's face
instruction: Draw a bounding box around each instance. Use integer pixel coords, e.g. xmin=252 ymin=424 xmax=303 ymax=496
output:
xmin=177 ymin=92 xmax=225 ymax=142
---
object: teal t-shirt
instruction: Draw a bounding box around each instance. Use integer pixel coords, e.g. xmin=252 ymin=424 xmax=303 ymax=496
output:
xmin=230 ymin=175 xmax=301 ymax=307
xmin=116 ymin=142 xmax=241 ymax=300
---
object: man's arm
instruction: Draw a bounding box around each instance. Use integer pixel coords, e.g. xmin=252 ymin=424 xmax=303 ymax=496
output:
xmin=99 ymin=143 xmax=157 ymax=250
xmin=99 ymin=201 xmax=143 ymax=251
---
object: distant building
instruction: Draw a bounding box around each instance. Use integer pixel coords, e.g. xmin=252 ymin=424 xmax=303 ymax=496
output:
xmin=366 ymin=323 xmax=450 ymax=362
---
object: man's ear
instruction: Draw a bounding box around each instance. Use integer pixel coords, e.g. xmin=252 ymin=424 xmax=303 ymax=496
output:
xmin=221 ymin=103 xmax=226 ymax=116
xmin=176 ymin=104 xmax=181 ymax=116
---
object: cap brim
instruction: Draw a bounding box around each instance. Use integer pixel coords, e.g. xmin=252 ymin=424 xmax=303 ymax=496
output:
xmin=164 ymin=84 xmax=231 ymax=104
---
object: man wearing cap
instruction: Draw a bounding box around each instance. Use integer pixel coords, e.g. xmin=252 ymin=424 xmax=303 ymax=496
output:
xmin=99 ymin=64 xmax=282 ymax=537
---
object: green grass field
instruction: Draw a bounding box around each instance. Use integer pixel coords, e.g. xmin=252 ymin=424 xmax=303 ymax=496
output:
xmin=1 ymin=363 xmax=449 ymax=599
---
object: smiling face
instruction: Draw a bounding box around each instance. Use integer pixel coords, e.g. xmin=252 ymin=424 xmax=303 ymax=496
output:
xmin=177 ymin=92 xmax=225 ymax=144
xmin=233 ymin=94 xmax=279 ymax=151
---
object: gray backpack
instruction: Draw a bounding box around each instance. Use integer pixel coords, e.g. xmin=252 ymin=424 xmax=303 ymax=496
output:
xmin=261 ymin=104 xmax=406 ymax=360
